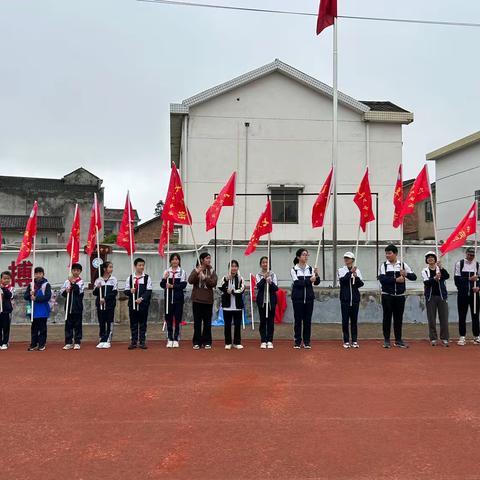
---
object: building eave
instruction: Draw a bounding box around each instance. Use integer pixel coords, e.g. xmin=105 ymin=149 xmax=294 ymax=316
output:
xmin=426 ymin=130 xmax=480 ymax=161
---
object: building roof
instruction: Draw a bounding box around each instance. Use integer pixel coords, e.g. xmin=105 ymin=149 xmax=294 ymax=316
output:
xmin=104 ymin=208 xmax=140 ymax=222
xmin=426 ymin=130 xmax=480 ymax=161
xmin=0 ymin=215 xmax=64 ymax=231
xmin=360 ymin=101 xmax=410 ymax=113
xmin=134 ymin=215 xmax=162 ymax=232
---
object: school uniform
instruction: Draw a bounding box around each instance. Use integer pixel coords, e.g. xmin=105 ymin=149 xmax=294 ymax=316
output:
xmin=93 ymin=276 xmax=118 ymax=343
xmin=60 ymin=277 xmax=85 ymax=345
xmin=290 ymin=264 xmax=320 ymax=347
xmin=255 ymin=271 xmax=278 ymax=343
xmin=454 ymin=258 xmax=480 ymax=338
xmin=24 ymin=278 xmax=51 ymax=349
xmin=188 ymin=267 xmax=218 ymax=347
xmin=378 ymin=260 xmax=417 ymax=343
xmin=0 ymin=285 xmax=14 ymax=346
xmin=421 ymin=266 xmax=449 ymax=342
xmin=337 ymin=266 xmax=364 ymax=344
xmin=219 ymin=274 xmax=245 ymax=346
xmin=124 ymin=273 xmax=153 ymax=346
xmin=160 ymin=267 xmax=187 ymax=342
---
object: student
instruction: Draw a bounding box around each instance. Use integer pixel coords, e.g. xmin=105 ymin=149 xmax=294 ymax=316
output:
xmin=454 ymin=247 xmax=480 ymax=346
xmin=60 ymin=263 xmax=85 ymax=350
xmin=24 ymin=267 xmax=51 ymax=351
xmin=337 ymin=252 xmax=364 ymax=349
xmin=124 ymin=258 xmax=153 ymax=350
xmin=0 ymin=271 xmax=14 ymax=350
xmin=188 ymin=252 xmax=218 ymax=350
xmin=378 ymin=244 xmax=417 ymax=349
xmin=93 ymin=261 xmax=118 ymax=349
xmin=422 ymin=251 xmax=449 ymax=347
xmin=255 ymin=256 xmax=278 ymax=349
xmin=160 ymin=253 xmax=187 ymax=348
xmin=219 ymin=260 xmax=245 ymax=350
xmin=291 ymin=248 xmax=320 ymax=349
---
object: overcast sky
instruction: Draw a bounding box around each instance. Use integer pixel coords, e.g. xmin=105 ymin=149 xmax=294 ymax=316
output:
xmin=1 ymin=0 xmax=479 ymax=221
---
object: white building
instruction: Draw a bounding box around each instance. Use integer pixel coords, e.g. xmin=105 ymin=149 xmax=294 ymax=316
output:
xmin=426 ymin=131 xmax=480 ymax=241
xmin=170 ymin=59 xmax=413 ymax=245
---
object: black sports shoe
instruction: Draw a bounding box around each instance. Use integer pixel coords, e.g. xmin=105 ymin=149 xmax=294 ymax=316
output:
xmin=27 ymin=345 xmax=39 ymax=351
xmin=128 ymin=343 xmax=137 ymax=350
xmin=394 ymin=340 xmax=409 ymax=349
xmin=383 ymin=341 xmax=391 ymax=349
xmin=139 ymin=343 xmax=148 ymax=350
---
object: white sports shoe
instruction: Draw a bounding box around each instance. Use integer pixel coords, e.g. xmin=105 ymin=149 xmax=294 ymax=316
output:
xmin=473 ymin=336 xmax=480 ymax=344
xmin=233 ymin=344 xmax=244 ymax=350
xmin=351 ymin=342 xmax=360 ymax=349
xmin=173 ymin=341 xmax=179 ymax=348
xmin=457 ymin=336 xmax=466 ymax=346
xmin=63 ymin=344 xmax=73 ymax=350
xmin=260 ymin=342 xmax=267 ymax=349
xmin=73 ymin=344 xmax=81 ymax=350
xmin=103 ymin=342 xmax=111 ymax=349
xmin=343 ymin=342 xmax=351 ymax=349
xmin=0 ymin=344 xmax=8 ymax=350
xmin=267 ymin=342 xmax=274 ymax=349
xmin=225 ymin=344 xmax=232 ymax=350
xmin=96 ymin=342 xmax=105 ymax=349
xmin=166 ymin=340 xmax=174 ymax=348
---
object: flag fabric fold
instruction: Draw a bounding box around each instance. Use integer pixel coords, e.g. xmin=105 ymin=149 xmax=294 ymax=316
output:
xmin=162 ymin=164 xmax=192 ymax=226
xmin=312 ymin=167 xmax=333 ymax=228
xmin=16 ymin=201 xmax=38 ymax=265
xmin=393 ymin=164 xmax=404 ymax=228
xmin=440 ymin=202 xmax=477 ymax=255
xmin=401 ymin=165 xmax=431 ymax=218
xmin=316 ymin=0 xmax=337 ymax=35
xmin=66 ymin=205 xmax=81 ymax=264
xmin=206 ymin=172 xmax=236 ymax=231
xmin=245 ymin=201 xmax=273 ymax=256
xmin=158 ymin=220 xmax=174 ymax=257
xmin=116 ymin=192 xmax=137 ymax=256
xmin=86 ymin=195 xmax=102 ymax=257
xmin=354 ymin=169 xmax=375 ymax=233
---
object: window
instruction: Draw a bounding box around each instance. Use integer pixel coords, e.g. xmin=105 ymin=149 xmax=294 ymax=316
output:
xmin=476 ymin=190 xmax=480 ymax=220
xmin=270 ymin=188 xmax=299 ymax=224
xmin=425 ymin=200 xmax=433 ymax=223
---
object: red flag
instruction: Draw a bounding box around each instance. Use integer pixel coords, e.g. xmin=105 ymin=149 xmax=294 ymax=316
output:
xmin=401 ymin=165 xmax=431 ymax=218
xmin=158 ymin=220 xmax=174 ymax=257
xmin=440 ymin=202 xmax=477 ymax=255
xmin=116 ymin=192 xmax=137 ymax=256
xmin=392 ymin=164 xmax=404 ymax=228
xmin=250 ymin=273 xmax=257 ymax=302
xmin=312 ymin=168 xmax=333 ymax=228
xmin=66 ymin=205 xmax=81 ymax=264
xmin=245 ymin=201 xmax=273 ymax=256
xmin=85 ymin=194 xmax=102 ymax=257
xmin=316 ymin=0 xmax=337 ymax=35
xmin=354 ymin=169 xmax=375 ymax=233
xmin=16 ymin=201 xmax=38 ymax=265
xmin=206 ymin=172 xmax=236 ymax=231
xmin=162 ymin=164 xmax=192 ymax=226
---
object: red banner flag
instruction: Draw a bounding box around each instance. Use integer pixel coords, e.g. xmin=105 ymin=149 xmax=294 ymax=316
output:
xmin=66 ymin=205 xmax=81 ymax=264
xmin=401 ymin=165 xmax=431 ymax=218
xmin=116 ymin=192 xmax=137 ymax=256
xmin=158 ymin=220 xmax=174 ymax=257
xmin=245 ymin=201 xmax=273 ymax=256
xmin=312 ymin=167 xmax=333 ymax=228
xmin=393 ymin=164 xmax=404 ymax=228
xmin=354 ymin=169 xmax=375 ymax=233
xmin=316 ymin=0 xmax=337 ymax=35
xmin=162 ymin=164 xmax=192 ymax=226
xmin=206 ymin=172 xmax=236 ymax=231
xmin=440 ymin=202 xmax=477 ymax=255
xmin=86 ymin=194 xmax=102 ymax=257
xmin=16 ymin=201 xmax=38 ymax=265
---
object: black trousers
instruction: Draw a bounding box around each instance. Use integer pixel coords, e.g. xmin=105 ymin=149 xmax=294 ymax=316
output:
xmin=381 ymin=295 xmax=406 ymax=342
xmin=98 ymin=308 xmax=115 ymax=343
xmin=31 ymin=317 xmax=47 ymax=348
xmin=129 ymin=308 xmax=148 ymax=345
xmin=65 ymin=313 xmax=83 ymax=345
xmin=192 ymin=302 xmax=213 ymax=347
xmin=341 ymin=302 xmax=359 ymax=343
xmin=223 ymin=310 xmax=242 ymax=345
xmin=0 ymin=312 xmax=11 ymax=345
xmin=165 ymin=302 xmax=183 ymax=341
xmin=293 ymin=301 xmax=314 ymax=346
xmin=258 ymin=303 xmax=276 ymax=343
xmin=458 ymin=292 xmax=480 ymax=337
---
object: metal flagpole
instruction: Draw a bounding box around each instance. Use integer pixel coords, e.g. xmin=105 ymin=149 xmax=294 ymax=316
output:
xmin=30 ymin=235 xmax=36 ymax=323
xmin=474 ymin=199 xmax=478 ymax=314
xmin=332 ymin=18 xmax=339 ymax=287
xmin=166 ymin=225 xmax=170 ymax=315
xmin=314 ymin=227 xmax=324 ymax=270
xmin=265 ymin=234 xmax=271 ymax=313
xmin=127 ymin=191 xmax=137 ymax=311
xmin=229 ymin=201 xmax=236 ymax=270
xmin=65 ymin=236 xmax=75 ymax=321
xmin=93 ymin=193 xmax=105 ymax=310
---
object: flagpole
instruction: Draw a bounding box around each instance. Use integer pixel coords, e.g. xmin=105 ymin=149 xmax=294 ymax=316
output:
xmin=265 ymin=233 xmax=271 ymax=313
xmin=65 ymin=237 xmax=75 ymax=321
xmin=400 ymin=224 xmax=404 ymax=265
xmin=250 ymin=274 xmax=255 ymax=330
xmin=93 ymin=193 xmax=105 ymax=310
xmin=314 ymin=227 xmax=324 ymax=270
xmin=426 ymin=166 xmax=439 ymax=258
xmin=188 ymin=224 xmax=201 ymax=267
xmin=30 ymin=235 xmax=36 ymax=323
xmin=474 ymin=199 xmax=478 ymax=314
xmin=229 ymin=201 xmax=236 ymax=270
xmin=332 ymin=17 xmax=339 ymax=288
xmin=166 ymin=224 xmax=170 ymax=316
xmin=127 ymin=192 xmax=137 ymax=312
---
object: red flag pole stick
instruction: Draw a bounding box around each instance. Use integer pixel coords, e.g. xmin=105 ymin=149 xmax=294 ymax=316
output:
xmin=30 ymin=234 xmax=36 ymax=324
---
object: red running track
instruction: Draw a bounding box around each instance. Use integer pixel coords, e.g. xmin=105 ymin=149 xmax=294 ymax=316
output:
xmin=1 ymin=340 xmax=480 ymax=480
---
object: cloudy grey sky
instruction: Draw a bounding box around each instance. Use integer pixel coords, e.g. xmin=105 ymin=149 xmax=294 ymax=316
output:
xmin=1 ymin=0 xmax=479 ymax=221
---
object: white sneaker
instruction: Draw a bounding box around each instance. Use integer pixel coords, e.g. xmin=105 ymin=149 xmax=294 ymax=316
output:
xmin=457 ymin=336 xmax=466 ymax=346
xmin=103 ymin=342 xmax=111 ymax=349
xmin=173 ymin=341 xmax=179 ymax=348
xmin=96 ymin=342 xmax=105 ymax=349
xmin=63 ymin=344 xmax=73 ymax=350
xmin=193 ymin=344 xmax=200 ymax=350
xmin=267 ymin=342 xmax=274 ymax=349
xmin=473 ymin=336 xmax=480 ymax=344
xmin=73 ymin=344 xmax=81 ymax=350
xmin=0 ymin=344 xmax=8 ymax=350
xmin=260 ymin=342 xmax=267 ymax=349
xmin=233 ymin=344 xmax=244 ymax=350
xmin=204 ymin=344 xmax=212 ymax=350
xmin=351 ymin=342 xmax=360 ymax=349
xmin=343 ymin=342 xmax=351 ymax=349
xmin=166 ymin=340 xmax=174 ymax=348
xmin=225 ymin=344 xmax=232 ymax=350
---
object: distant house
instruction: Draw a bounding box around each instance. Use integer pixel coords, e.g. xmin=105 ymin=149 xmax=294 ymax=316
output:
xmin=104 ymin=208 xmax=140 ymax=236
xmin=134 ymin=216 xmax=179 ymax=245
xmin=427 ymin=131 xmax=480 ymax=240
xmin=402 ymin=180 xmax=436 ymax=241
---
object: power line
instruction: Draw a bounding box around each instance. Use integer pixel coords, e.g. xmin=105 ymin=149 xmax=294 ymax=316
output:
xmin=137 ymin=0 xmax=480 ymax=29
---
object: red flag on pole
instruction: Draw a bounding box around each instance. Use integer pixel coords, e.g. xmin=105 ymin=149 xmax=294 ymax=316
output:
xmin=17 ymin=201 xmax=38 ymax=264
xmin=312 ymin=167 xmax=333 ymax=228
xmin=401 ymin=165 xmax=431 ymax=218
xmin=245 ymin=201 xmax=273 ymax=256
xmin=86 ymin=195 xmax=102 ymax=257
xmin=316 ymin=0 xmax=337 ymax=35
xmin=440 ymin=202 xmax=477 ymax=255
xmin=116 ymin=192 xmax=137 ymax=256
xmin=393 ymin=164 xmax=404 ymax=228
xmin=158 ymin=220 xmax=174 ymax=257
xmin=206 ymin=172 xmax=236 ymax=231
xmin=66 ymin=205 xmax=81 ymax=264
xmin=162 ymin=164 xmax=192 ymax=226
xmin=354 ymin=169 xmax=375 ymax=233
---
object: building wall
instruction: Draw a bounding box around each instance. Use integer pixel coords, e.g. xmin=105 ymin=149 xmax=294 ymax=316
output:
xmin=135 ymin=218 xmax=162 ymax=243
xmin=180 ymin=72 xmax=405 ymax=244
